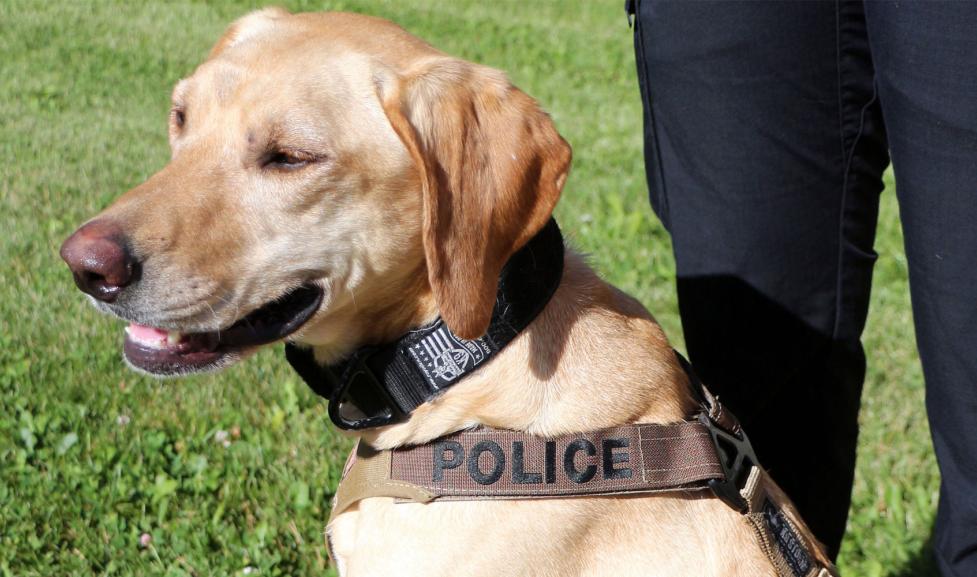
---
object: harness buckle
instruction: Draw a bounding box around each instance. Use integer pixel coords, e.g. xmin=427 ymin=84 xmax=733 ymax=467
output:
xmin=328 ymin=348 xmax=406 ymax=430
xmin=698 ymin=411 xmax=757 ymax=514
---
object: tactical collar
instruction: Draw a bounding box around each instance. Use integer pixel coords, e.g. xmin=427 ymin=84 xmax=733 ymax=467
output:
xmin=285 ymin=218 xmax=565 ymax=430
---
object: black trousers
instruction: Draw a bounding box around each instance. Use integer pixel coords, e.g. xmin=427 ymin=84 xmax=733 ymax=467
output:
xmin=632 ymin=1 xmax=977 ymax=573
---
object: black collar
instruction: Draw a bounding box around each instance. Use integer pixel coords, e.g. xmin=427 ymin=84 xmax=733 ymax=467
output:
xmin=285 ymin=219 xmax=565 ymax=430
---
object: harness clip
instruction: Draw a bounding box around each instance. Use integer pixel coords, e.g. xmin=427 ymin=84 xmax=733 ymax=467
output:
xmin=698 ymin=412 xmax=757 ymax=514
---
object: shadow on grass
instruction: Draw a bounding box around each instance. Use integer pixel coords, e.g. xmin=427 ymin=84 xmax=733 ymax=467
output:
xmin=892 ymin=535 xmax=939 ymax=577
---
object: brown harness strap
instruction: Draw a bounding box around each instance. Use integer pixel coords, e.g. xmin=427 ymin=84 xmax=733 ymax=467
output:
xmin=699 ymin=381 xmax=742 ymax=435
xmin=739 ymin=467 xmax=838 ymax=577
xmin=330 ymin=420 xmax=722 ymax=520
xmin=393 ymin=421 xmax=723 ymax=497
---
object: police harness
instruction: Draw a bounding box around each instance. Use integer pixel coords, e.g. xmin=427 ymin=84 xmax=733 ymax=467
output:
xmin=285 ymin=219 xmax=837 ymax=577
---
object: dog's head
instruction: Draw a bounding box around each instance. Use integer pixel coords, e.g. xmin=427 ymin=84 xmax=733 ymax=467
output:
xmin=60 ymin=9 xmax=571 ymax=376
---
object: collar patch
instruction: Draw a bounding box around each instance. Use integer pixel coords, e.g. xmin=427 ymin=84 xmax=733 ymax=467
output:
xmin=407 ymin=322 xmax=493 ymax=390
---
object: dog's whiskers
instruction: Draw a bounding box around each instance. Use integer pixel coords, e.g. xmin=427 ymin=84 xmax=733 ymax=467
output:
xmin=206 ymin=290 xmax=241 ymax=340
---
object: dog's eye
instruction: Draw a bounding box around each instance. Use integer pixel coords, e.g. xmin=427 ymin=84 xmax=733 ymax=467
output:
xmin=264 ymin=150 xmax=315 ymax=170
xmin=170 ymin=107 xmax=186 ymax=130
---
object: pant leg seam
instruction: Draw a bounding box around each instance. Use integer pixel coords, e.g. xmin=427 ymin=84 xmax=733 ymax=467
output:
xmin=832 ymin=7 xmax=880 ymax=341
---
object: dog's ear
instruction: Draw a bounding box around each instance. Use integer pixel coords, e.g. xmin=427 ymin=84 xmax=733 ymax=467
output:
xmin=208 ymin=6 xmax=290 ymax=59
xmin=381 ymin=58 xmax=571 ymax=340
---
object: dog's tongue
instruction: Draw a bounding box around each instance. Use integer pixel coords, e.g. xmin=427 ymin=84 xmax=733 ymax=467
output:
xmin=127 ymin=323 xmax=168 ymax=343
xmin=126 ymin=323 xmax=184 ymax=348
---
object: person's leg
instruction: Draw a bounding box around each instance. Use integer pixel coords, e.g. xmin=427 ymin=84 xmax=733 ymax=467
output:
xmin=864 ymin=4 xmax=977 ymax=575
xmin=632 ymin=0 xmax=889 ymax=557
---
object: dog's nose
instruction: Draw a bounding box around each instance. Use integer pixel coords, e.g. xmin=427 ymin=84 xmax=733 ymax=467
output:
xmin=60 ymin=220 xmax=139 ymax=303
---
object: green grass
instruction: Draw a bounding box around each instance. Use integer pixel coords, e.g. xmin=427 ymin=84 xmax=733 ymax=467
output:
xmin=0 ymin=1 xmax=938 ymax=575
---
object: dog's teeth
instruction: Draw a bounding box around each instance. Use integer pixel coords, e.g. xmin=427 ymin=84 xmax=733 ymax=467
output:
xmin=167 ymin=331 xmax=182 ymax=345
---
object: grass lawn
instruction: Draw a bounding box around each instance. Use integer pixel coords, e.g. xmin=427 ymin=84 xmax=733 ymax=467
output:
xmin=0 ymin=1 xmax=938 ymax=575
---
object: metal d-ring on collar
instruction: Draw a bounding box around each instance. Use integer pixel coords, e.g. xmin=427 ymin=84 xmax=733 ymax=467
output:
xmin=284 ymin=218 xmax=566 ymax=430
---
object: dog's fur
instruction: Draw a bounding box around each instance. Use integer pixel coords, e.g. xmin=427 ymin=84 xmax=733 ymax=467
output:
xmin=80 ymin=9 xmax=831 ymax=576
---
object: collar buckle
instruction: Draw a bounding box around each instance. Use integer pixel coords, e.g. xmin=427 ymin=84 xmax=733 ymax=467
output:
xmin=698 ymin=411 xmax=757 ymax=514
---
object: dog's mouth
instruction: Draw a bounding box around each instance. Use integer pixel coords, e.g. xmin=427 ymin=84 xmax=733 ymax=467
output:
xmin=123 ymin=284 xmax=323 ymax=376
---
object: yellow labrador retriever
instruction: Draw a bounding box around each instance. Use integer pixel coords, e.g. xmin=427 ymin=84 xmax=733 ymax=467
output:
xmin=60 ymin=8 xmax=836 ymax=577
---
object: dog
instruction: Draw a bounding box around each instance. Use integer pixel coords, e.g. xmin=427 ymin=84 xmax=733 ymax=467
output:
xmin=60 ymin=8 xmax=836 ymax=577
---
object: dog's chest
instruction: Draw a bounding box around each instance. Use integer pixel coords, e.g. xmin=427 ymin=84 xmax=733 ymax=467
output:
xmin=327 ymin=500 xmax=572 ymax=577
xmin=325 ymin=496 xmax=776 ymax=577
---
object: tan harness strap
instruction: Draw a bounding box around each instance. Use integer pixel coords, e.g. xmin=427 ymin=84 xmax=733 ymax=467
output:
xmin=739 ymin=467 xmax=840 ymax=577
xmin=331 ymin=441 xmax=437 ymax=520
